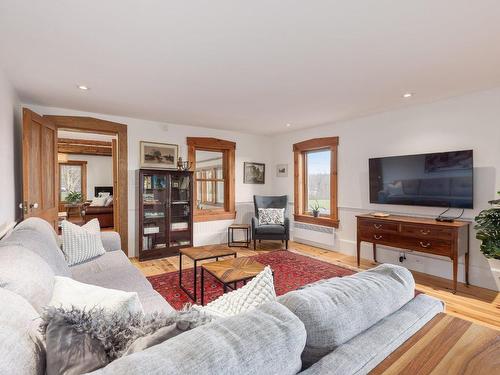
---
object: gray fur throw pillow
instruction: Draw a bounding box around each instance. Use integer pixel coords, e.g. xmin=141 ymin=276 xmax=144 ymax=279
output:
xmin=40 ymin=305 xmax=213 ymax=375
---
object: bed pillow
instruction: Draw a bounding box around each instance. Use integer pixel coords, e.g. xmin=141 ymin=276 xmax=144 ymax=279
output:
xmin=61 ymin=219 xmax=105 ymax=266
xmin=258 ymin=208 xmax=285 ymax=225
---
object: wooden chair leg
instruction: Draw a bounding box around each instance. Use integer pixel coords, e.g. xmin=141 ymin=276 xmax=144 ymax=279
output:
xmin=254 ymin=239 xmax=257 ymax=250
xmin=285 ymin=240 xmax=288 ymax=249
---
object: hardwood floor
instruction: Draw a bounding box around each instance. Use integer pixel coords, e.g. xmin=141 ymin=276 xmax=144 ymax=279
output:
xmin=132 ymin=240 xmax=500 ymax=331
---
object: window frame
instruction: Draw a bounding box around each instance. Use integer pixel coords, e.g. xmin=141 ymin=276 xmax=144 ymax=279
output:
xmin=187 ymin=137 xmax=236 ymax=222
xmin=293 ymin=137 xmax=339 ymax=228
xmin=59 ymin=160 xmax=88 ymax=203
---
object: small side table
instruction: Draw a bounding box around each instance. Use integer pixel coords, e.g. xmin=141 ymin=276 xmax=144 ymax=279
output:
xmin=179 ymin=246 xmax=237 ymax=303
xmin=227 ymin=224 xmax=251 ymax=248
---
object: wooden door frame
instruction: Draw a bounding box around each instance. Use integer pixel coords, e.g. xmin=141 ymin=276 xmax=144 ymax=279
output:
xmin=45 ymin=115 xmax=128 ymax=254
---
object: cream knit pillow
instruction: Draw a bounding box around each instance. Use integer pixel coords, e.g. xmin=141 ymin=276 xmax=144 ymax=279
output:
xmin=198 ymin=266 xmax=276 ymax=318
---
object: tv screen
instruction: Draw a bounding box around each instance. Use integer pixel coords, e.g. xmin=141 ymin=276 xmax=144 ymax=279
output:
xmin=369 ymin=150 xmax=473 ymax=209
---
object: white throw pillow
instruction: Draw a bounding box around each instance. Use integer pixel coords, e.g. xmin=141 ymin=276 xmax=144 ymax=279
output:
xmin=61 ymin=219 xmax=106 ymax=266
xmin=48 ymin=276 xmax=144 ymax=316
xmin=98 ymin=192 xmax=111 ymax=198
xmin=258 ymin=208 xmax=285 ymax=225
xmin=104 ymin=195 xmax=113 ymax=207
xmin=198 ymin=266 xmax=276 ymax=318
xmin=90 ymin=197 xmax=107 ymax=207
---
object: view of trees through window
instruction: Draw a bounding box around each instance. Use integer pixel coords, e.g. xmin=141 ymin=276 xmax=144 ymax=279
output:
xmin=60 ymin=164 xmax=83 ymax=201
xmin=306 ymin=149 xmax=331 ymax=214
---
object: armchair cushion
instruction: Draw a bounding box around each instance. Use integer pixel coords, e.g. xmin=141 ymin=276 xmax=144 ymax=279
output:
xmin=255 ymin=225 xmax=286 ymax=235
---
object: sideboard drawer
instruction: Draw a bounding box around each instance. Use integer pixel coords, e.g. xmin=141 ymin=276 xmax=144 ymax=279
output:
xmin=400 ymin=224 xmax=453 ymax=240
xmin=359 ymin=231 xmax=401 ymax=245
xmin=360 ymin=220 xmax=399 ymax=233
xmin=401 ymin=237 xmax=452 ymax=257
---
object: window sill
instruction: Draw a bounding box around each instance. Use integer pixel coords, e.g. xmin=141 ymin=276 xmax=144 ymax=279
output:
xmin=194 ymin=210 xmax=236 ymax=222
xmin=294 ymin=214 xmax=339 ymax=228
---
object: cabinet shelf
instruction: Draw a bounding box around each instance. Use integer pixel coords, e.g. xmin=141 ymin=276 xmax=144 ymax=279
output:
xmin=138 ymin=169 xmax=193 ymax=261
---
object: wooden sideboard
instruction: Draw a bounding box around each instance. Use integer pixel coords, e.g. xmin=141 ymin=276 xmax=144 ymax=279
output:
xmin=356 ymin=214 xmax=470 ymax=293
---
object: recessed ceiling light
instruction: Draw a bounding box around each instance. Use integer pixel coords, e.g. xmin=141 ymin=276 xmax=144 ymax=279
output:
xmin=402 ymin=92 xmax=413 ymax=98
xmin=77 ymin=85 xmax=89 ymax=90
xmin=286 ymin=123 xmax=291 ymax=127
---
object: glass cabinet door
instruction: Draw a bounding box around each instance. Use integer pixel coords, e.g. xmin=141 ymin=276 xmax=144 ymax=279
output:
xmin=169 ymin=174 xmax=192 ymax=248
xmin=142 ymin=173 xmax=168 ymax=251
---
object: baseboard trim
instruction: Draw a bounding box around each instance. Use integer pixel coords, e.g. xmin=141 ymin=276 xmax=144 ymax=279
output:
xmin=294 ymin=237 xmax=335 ymax=251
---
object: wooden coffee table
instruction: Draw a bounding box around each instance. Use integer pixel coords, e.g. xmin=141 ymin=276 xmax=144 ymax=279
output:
xmin=200 ymin=257 xmax=267 ymax=305
xmin=179 ymin=246 xmax=237 ymax=303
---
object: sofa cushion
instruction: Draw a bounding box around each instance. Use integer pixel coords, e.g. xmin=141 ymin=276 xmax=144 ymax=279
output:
xmin=299 ymin=294 xmax=444 ymax=375
xmin=87 ymin=301 xmax=306 ymax=375
xmin=70 ymin=250 xmax=135 ymax=277
xmin=255 ymin=224 xmax=286 ymax=234
xmin=0 ymin=245 xmax=55 ymax=312
xmin=0 ymin=288 xmax=45 ymax=375
xmin=0 ymin=223 xmax=71 ymax=277
xmin=278 ymin=264 xmax=415 ymax=367
xmin=70 ymin=252 xmax=176 ymax=314
xmin=15 ymin=217 xmax=59 ymax=244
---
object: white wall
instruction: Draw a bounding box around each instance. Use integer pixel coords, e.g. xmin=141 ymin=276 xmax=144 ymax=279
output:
xmin=0 ymin=69 xmax=21 ymax=236
xmin=271 ymin=88 xmax=500 ymax=291
xmin=65 ymin=154 xmax=113 ymax=199
xmin=23 ymin=104 xmax=274 ymax=256
xmin=22 ymin=87 xmax=500 ymax=291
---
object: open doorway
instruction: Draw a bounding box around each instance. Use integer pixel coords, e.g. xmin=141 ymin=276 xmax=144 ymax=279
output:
xmin=21 ymin=109 xmax=129 ymax=253
xmin=57 ymin=130 xmax=117 ymax=231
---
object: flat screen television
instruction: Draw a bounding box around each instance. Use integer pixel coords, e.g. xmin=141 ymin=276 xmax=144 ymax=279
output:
xmin=369 ymin=150 xmax=473 ymax=209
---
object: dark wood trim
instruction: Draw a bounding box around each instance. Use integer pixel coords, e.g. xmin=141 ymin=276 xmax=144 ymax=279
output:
xmin=187 ymin=137 xmax=236 ymax=222
xmin=58 ymin=138 xmax=112 ymax=156
xmin=294 ymin=214 xmax=339 ymax=228
xmin=293 ymin=136 xmax=339 ymax=152
xmin=58 ymin=160 xmax=88 ymax=211
xmin=293 ymin=137 xmax=339 ymax=227
xmin=46 ymin=115 xmax=128 ymax=254
xmin=187 ymin=137 xmax=236 ymax=150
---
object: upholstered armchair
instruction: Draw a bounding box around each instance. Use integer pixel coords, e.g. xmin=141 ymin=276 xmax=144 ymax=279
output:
xmin=252 ymin=195 xmax=289 ymax=250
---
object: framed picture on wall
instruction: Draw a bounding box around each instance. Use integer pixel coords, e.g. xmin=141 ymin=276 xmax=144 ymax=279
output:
xmin=244 ymin=162 xmax=265 ymax=184
xmin=140 ymin=141 xmax=178 ymax=169
xmin=276 ymin=164 xmax=288 ymax=177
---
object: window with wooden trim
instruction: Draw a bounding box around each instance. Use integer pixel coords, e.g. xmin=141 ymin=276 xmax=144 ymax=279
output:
xmin=187 ymin=137 xmax=236 ymax=222
xmin=293 ymin=137 xmax=339 ymax=227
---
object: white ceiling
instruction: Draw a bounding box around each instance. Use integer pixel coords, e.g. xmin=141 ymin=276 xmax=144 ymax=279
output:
xmin=1 ymin=1 xmax=500 ymax=135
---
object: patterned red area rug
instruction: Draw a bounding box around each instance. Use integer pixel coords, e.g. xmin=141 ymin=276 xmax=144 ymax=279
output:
xmin=147 ymin=250 xmax=355 ymax=310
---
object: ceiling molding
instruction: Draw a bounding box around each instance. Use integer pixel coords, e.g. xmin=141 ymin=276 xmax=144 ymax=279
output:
xmin=58 ymin=138 xmax=112 ymax=156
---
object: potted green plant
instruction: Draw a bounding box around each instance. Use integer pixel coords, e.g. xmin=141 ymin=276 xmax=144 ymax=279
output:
xmin=310 ymin=200 xmax=324 ymax=218
xmin=474 ymin=191 xmax=500 ymax=260
xmin=65 ymin=191 xmax=83 ymax=205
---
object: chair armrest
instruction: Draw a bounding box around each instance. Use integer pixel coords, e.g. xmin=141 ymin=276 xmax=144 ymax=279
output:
xmin=252 ymin=216 xmax=259 ymax=236
xmin=284 ymin=217 xmax=290 ymax=235
xmin=100 ymin=231 xmax=121 ymax=252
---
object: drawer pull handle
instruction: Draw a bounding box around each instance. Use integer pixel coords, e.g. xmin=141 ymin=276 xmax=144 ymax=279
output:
xmin=419 ymin=241 xmax=431 ymax=248
xmin=420 ymin=229 xmax=431 ymax=235
xmin=374 ymin=234 xmax=383 ymax=240
xmin=374 ymin=224 xmax=382 ymax=229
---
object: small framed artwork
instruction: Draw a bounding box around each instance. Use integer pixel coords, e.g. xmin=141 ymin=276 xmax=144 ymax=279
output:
xmin=244 ymin=162 xmax=265 ymax=184
xmin=140 ymin=141 xmax=178 ymax=169
xmin=276 ymin=164 xmax=288 ymax=177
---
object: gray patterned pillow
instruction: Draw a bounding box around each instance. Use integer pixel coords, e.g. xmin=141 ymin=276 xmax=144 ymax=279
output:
xmin=258 ymin=208 xmax=285 ymax=225
xmin=61 ymin=219 xmax=105 ymax=266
